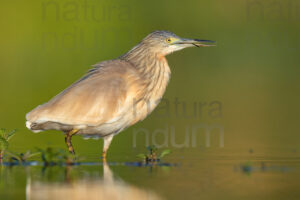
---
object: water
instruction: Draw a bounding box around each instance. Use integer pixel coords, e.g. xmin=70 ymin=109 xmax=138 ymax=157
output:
xmin=1 ymin=147 xmax=300 ymax=200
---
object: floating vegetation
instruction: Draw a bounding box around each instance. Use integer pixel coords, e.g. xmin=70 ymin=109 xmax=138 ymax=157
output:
xmin=235 ymin=161 xmax=292 ymax=175
xmin=241 ymin=161 xmax=253 ymax=175
xmin=5 ymin=150 xmax=40 ymax=165
xmin=0 ymin=129 xmax=175 ymax=168
xmin=36 ymin=147 xmax=81 ymax=166
xmin=136 ymin=145 xmax=172 ymax=164
xmin=0 ymin=145 xmax=176 ymax=168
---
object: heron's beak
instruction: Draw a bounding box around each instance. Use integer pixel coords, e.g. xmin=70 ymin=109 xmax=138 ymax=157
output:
xmin=175 ymin=38 xmax=216 ymax=47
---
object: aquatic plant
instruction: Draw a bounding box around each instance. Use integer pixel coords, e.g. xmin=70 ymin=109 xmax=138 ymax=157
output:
xmin=0 ymin=128 xmax=17 ymax=163
xmin=137 ymin=145 xmax=171 ymax=163
xmin=37 ymin=147 xmax=79 ymax=166
xmin=5 ymin=150 xmax=40 ymax=164
xmin=240 ymin=161 xmax=253 ymax=175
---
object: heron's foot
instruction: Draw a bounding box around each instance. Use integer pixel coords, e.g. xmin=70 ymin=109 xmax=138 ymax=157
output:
xmin=67 ymin=145 xmax=75 ymax=155
xmin=65 ymin=129 xmax=78 ymax=155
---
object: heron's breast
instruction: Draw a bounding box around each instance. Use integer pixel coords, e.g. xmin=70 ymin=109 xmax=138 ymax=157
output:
xmin=129 ymin=61 xmax=171 ymax=124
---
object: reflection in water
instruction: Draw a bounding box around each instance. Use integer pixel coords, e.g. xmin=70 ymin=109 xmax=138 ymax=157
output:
xmin=26 ymin=162 xmax=163 ymax=200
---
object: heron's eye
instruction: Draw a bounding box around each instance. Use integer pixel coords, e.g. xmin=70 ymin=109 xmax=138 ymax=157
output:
xmin=166 ymin=38 xmax=172 ymax=43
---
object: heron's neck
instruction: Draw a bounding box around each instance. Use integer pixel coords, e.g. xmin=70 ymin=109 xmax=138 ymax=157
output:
xmin=121 ymin=43 xmax=171 ymax=102
xmin=121 ymin=43 xmax=168 ymax=75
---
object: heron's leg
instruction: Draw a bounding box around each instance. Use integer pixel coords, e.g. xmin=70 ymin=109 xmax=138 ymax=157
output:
xmin=65 ymin=129 xmax=78 ymax=154
xmin=102 ymin=134 xmax=114 ymax=160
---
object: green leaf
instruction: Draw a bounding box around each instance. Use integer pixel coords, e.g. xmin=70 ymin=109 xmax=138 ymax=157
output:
xmin=136 ymin=154 xmax=146 ymax=159
xmin=159 ymin=149 xmax=171 ymax=158
xmin=26 ymin=152 xmax=41 ymax=160
xmin=5 ymin=151 xmax=22 ymax=162
xmin=7 ymin=129 xmax=17 ymax=140
xmin=147 ymin=145 xmax=158 ymax=154
xmin=0 ymin=137 xmax=9 ymax=150
xmin=0 ymin=128 xmax=6 ymax=138
xmin=19 ymin=151 xmax=41 ymax=161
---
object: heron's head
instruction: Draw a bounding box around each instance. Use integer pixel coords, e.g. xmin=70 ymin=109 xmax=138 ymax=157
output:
xmin=142 ymin=30 xmax=216 ymax=56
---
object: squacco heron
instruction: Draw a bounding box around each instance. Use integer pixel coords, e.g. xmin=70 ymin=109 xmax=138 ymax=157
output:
xmin=26 ymin=31 xmax=215 ymax=159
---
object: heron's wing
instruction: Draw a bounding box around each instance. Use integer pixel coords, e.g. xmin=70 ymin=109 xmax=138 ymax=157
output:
xmin=26 ymin=60 xmax=141 ymax=126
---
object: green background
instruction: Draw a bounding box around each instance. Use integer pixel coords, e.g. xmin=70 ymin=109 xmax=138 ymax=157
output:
xmin=1 ymin=0 xmax=299 ymax=156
